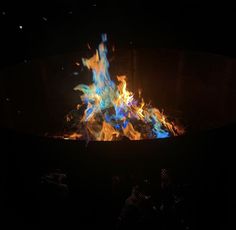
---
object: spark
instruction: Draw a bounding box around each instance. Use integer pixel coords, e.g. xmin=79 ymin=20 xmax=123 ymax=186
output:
xmin=87 ymin=43 xmax=91 ymax=50
xmin=73 ymin=71 xmax=79 ymax=76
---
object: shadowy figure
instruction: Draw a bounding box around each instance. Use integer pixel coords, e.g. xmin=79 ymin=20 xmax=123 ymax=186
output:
xmin=116 ymin=178 xmax=158 ymax=229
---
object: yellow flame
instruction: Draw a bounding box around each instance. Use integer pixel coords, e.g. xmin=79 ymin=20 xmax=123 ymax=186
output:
xmin=133 ymin=98 xmax=145 ymax=120
xmin=115 ymin=76 xmax=134 ymax=106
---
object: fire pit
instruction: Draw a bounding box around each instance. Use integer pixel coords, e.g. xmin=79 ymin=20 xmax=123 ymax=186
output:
xmin=1 ymin=35 xmax=235 ymax=140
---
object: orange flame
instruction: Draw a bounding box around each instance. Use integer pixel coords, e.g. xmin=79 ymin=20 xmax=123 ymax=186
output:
xmin=123 ymin=122 xmax=141 ymax=140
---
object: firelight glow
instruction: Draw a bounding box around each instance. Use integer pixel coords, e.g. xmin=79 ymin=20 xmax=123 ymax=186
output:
xmin=64 ymin=34 xmax=184 ymax=141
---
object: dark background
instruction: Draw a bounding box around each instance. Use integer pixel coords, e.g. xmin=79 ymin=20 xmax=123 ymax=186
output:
xmin=1 ymin=3 xmax=232 ymax=229
xmin=1 ymin=3 xmax=236 ymax=66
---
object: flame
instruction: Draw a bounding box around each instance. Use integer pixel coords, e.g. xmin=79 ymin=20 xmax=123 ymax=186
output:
xmin=134 ymin=98 xmax=145 ymax=120
xmin=115 ymin=76 xmax=134 ymax=107
xmin=63 ymin=34 xmax=184 ymax=141
xmin=123 ymin=122 xmax=141 ymax=140
xmin=64 ymin=132 xmax=82 ymax=140
xmin=98 ymin=121 xmax=119 ymax=141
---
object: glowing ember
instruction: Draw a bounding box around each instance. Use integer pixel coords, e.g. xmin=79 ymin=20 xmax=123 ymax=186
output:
xmin=63 ymin=34 xmax=184 ymax=141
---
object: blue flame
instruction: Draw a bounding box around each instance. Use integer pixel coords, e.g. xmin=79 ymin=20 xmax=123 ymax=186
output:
xmin=115 ymin=124 xmax=121 ymax=130
xmin=123 ymin=120 xmax=129 ymax=129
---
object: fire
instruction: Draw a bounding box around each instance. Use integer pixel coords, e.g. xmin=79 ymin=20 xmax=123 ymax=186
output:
xmin=63 ymin=34 xmax=184 ymax=141
xmin=63 ymin=132 xmax=82 ymax=140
